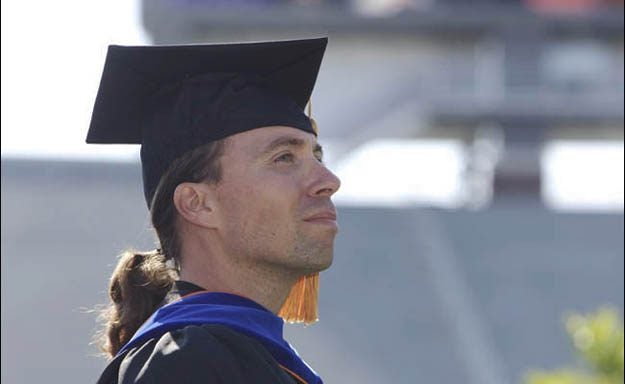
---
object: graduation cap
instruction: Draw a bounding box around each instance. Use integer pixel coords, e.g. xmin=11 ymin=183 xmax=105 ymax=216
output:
xmin=86 ymin=37 xmax=327 ymax=206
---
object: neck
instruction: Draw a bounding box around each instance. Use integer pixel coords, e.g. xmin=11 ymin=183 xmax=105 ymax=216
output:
xmin=178 ymin=244 xmax=299 ymax=314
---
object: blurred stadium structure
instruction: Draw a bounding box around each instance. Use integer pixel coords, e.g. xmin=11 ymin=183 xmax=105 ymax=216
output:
xmin=1 ymin=0 xmax=623 ymax=383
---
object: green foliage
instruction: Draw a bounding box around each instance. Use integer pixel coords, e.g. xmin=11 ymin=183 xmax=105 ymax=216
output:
xmin=525 ymin=307 xmax=624 ymax=384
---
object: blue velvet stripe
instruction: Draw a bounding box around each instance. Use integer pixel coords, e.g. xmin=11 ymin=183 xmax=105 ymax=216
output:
xmin=117 ymin=292 xmax=322 ymax=384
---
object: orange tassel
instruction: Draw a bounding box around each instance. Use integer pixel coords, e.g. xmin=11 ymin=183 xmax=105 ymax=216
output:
xmin=310 ymin=117 xmax=319 ymax=135
xmin=307 ymin=99 xmax=319 ymax=135
xmin=278 ymin=273 xmax=319 ymax=324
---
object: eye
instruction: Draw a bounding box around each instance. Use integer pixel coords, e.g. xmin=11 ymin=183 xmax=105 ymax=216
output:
xmin=314 ymin=151 xmax=324 ymax=163
xmin=275 ymin=152 xmax=295 ymax=163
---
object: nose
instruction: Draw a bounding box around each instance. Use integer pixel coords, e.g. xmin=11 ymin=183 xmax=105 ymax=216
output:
xmin=309 ymin=162 xmax=341 ymax=197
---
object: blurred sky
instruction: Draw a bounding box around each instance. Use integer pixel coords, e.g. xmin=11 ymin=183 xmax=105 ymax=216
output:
xmin=1 ymin=0 xmax=147 ymax=161
xmin=1 ymin=0 xmax=623 ymax=211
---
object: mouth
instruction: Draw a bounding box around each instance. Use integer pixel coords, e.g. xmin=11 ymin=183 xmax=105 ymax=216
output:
xmin=303 ymin=210 xmax=338 ymax=228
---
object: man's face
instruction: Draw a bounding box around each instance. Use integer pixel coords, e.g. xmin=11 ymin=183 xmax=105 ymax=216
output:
xmin=214 ymin=126 xmax=341 ymax=274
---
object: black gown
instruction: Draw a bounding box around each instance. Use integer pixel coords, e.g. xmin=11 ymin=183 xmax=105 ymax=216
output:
xmin=96 ymin=282 xmax=301 ymax=384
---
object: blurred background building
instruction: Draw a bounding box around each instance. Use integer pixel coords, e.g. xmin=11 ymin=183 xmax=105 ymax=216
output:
xmin=1 ymin=0 xmax=623 ymax=383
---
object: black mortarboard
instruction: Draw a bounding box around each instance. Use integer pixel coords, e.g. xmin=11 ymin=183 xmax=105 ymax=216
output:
xmin=86 ymin=37 xmax=327 ymax=206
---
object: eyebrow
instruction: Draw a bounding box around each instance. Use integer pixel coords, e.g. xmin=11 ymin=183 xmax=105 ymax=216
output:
xmin=260 ymin=136 xmax=324 ymax=158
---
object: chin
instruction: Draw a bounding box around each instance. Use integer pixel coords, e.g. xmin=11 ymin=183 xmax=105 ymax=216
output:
xmin=290 ymin=233 xmax=335 ymax=271
xmin=306 ymin=250 xmax=334 ymax=273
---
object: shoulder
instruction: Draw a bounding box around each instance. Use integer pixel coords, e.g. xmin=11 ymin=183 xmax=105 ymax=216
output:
xmin=113 ymin=325 xmax=295 ymax=384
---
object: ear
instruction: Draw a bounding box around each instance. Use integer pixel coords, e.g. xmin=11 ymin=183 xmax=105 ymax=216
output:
xmin=173 ymin=182 xmax=219 ymax=229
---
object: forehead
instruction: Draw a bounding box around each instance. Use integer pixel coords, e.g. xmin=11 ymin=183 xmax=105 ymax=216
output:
xmin=225 ymin=126 xmax=317 ymax=155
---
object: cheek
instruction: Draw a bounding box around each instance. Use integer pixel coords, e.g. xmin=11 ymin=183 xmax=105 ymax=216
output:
xmin=218 ymin=177 xmax=297 ymax=233
xmin=248 ymin=189 xmax=297 ymax=231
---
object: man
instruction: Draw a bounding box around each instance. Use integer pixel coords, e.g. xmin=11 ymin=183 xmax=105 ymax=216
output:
xmin=89 ymin=38 xmax=340 ymax=384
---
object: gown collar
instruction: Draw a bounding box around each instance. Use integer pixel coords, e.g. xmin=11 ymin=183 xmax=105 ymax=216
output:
xmin=117 ymin=283 xmax=322 ymax=384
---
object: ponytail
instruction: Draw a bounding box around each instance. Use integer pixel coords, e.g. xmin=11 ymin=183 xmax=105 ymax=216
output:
xmin=99 ymin=249 xmax=176 ymax=358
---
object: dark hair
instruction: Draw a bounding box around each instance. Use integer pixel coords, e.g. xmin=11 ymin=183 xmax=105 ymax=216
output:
xmin=97 ymin=139 xmax=227 ymax=358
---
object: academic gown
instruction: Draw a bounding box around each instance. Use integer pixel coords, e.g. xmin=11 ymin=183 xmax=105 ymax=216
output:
xmin=96 ymin=281 xmax=319 ymax=384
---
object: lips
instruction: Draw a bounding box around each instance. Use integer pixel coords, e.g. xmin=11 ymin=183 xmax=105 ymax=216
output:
xmin=303 ymin=209 xmax=338 ymax=231
xmin=303 ymin=210 xmax=337 ymax=221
